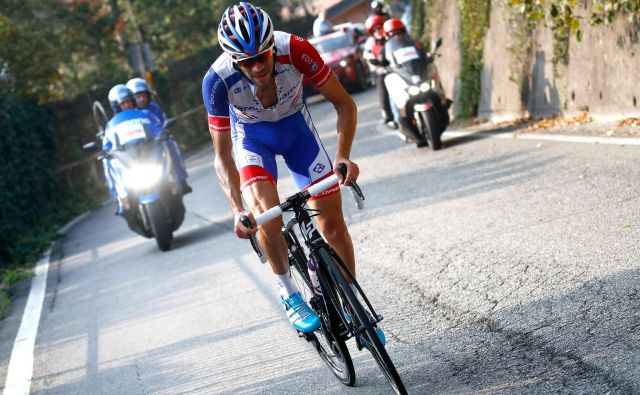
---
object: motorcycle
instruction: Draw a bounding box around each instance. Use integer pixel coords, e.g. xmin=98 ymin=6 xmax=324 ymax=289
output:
xmin=83 ymin=108 xmax=186 ymax=251
xmin=384 ymin=37 xmax=451 ymax=150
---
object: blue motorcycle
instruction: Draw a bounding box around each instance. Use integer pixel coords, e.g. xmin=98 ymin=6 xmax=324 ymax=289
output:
xmin=84 ymin=109 xmax=186 ymax=251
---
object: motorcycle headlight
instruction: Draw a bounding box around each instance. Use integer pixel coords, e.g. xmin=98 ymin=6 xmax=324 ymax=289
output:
xmin=124 ymin=164 xmax=163 ymax=190
xmin=420 ymin=81 xmax=431 ymax=92
xmin=407 ymin=86 xmax=421 ymax=96
xmin=339 ymin=60 xmax=349 ymax=68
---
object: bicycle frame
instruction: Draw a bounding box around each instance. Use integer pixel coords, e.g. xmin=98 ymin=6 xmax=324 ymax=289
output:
xmin=283 ymin=204 xmax=383 ymax=342
xmin=243 ymin=166 xmax=407 ymax=394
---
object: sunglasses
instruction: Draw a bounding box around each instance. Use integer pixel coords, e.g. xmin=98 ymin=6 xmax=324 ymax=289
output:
xmin=237 ymin=49 xmax=273 ymax=68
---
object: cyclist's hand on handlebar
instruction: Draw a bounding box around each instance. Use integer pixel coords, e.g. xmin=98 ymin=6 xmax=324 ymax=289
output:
xmin=235 ymin=211 xmax=258 ymax=239
xmin=334 ymin=159 xmax=359 ymax=186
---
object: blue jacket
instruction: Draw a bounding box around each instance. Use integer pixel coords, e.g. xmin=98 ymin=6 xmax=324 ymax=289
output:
xmin=103 ymin=109 xmax=163 ymax=151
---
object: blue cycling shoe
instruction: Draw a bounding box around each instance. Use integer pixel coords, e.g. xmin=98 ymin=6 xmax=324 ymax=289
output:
xmin=281 ymin=292 xmax=320 ymax=332
xmin=343 ymin=305 xmax=386 ymax=346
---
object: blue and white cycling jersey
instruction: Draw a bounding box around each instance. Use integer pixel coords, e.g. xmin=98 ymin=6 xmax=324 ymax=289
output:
xmin=202 ymin=31 xmax=339 ymax=197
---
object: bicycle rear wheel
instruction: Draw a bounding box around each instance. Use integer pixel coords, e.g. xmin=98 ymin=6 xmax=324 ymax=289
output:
xmin=286 ymin=231 xmax=355 ymax=386
xmin=319 ymin=248 xmax=407 ymax=395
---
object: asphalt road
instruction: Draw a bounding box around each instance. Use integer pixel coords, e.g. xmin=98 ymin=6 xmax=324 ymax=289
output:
xmin=2 ymin=87 xmax=639 ymax=394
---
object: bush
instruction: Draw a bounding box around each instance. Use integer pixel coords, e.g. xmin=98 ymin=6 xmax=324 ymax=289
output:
xmin=0 ymin=87 xmax=88 ymax=271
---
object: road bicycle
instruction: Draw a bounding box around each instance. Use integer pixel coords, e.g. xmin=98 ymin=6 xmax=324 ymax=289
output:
xmin=242 ymin=163 xmax=407 ymax=394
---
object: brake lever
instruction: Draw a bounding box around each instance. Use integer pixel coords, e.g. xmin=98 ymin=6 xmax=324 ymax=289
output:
xmin=240 ymin=214 xmax=267 ymax=263
xmin=337 ymin=162 xmax=365 ymax=210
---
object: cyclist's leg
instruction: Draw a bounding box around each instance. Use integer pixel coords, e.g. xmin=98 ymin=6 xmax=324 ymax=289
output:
xmin=236 ymin=121 xmax=320 ymax=332
xmin=281 ymin=107 xmax=356 ymax=278
xmin=308 ymin=194 xmax=356 ymax=278
xmin=241 ymin=180 xmax=288 ymax=276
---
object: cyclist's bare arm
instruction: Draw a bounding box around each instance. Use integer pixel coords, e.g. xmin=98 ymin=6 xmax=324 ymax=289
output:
xmin=211 ymin=129 xmax=257 ymax=238
xmin=317 ymin=74 xmax=359 ymax=185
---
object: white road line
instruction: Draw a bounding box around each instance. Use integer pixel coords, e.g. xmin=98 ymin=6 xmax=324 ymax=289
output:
xmin=3 ymin=246 xmax=52 ymax=395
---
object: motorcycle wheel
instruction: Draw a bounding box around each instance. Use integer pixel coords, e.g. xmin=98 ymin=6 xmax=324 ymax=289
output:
xmin=421 ymin=109 xmax=442 ymax=151
xmin=146 ymin=202 xmax=172 ymax=251
xmin=171 ymin=196 xmax=186 ymax=232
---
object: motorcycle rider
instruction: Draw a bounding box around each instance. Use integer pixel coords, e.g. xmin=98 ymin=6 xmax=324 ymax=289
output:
xmin=202 ymin=2 xmax=384 ymax=344
xmin=380 ymin=18 xmax=429 ymax=146
xmin=103 ymin=84 xmax=164 ymax=215
xmin=126 ymin=77 xmax=166 ymax=123
xmin=125 ymin=77 xmax=192 ymax=194
xmin=363 ymin=14 xmax=395 ymax=128
xmin=370 ymin=0 xmax=391 ymax=19
xmin=108 ymin=83 xmax=136 ymax=114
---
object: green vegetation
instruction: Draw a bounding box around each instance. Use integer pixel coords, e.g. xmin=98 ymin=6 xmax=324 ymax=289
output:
xmin=410 ymin=0 xmax=435 ymax=48
xmin=457 ymin=0 xmax=491 ymax=118
xmin=507 ymin=0 xmax=640 ymax=73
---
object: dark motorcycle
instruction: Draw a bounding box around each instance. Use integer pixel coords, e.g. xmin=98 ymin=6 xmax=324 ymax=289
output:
xmin=83 ymin=109 xmax=186 ymax=251
xmin=385 ymin=37 xmax=451 ymax=150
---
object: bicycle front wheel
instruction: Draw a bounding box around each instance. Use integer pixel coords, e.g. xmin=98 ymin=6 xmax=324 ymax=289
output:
xmin=287 ymin=234 xmax=355 ymax=386
xmin=319 ymin=248 xmax=407 ymax=395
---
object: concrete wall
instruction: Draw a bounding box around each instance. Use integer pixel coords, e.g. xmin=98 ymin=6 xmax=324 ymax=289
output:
xmin=430 ymin=0 xmax=463 ymax=117
xmin=435 ymin=0 xmax=640 ymax=120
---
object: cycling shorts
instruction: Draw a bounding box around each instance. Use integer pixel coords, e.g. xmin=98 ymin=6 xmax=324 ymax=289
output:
xmin=233 ymin=106 xmax=339 ymax=199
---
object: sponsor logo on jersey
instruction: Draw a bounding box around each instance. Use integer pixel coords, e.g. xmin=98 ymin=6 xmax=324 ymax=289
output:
xmin=301 ymin=53 xmax=313 ymax=65
xmin=245 ymin=154 xmax=260 ymax=163
xmin=313 ymin=163 xmax=325 ymax=173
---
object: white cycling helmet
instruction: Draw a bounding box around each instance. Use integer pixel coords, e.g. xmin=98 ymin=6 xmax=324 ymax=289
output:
xmin=217 ymin=2 xmax=274 ymax=61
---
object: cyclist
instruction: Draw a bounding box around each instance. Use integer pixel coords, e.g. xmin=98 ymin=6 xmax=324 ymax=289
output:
xmin=202 ymin=2 xmax=364 ymax=334
xmin=125 ymin=77 xmax=192 ymax=194
xmin=363 ymin=14 xmax=395 ymax=128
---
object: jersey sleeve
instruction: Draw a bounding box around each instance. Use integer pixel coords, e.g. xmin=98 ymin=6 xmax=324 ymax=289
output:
xmin=289 ymin=35 xmax=332 ymax=89
xmin=202 ymin=69 xmax=231 ymax=133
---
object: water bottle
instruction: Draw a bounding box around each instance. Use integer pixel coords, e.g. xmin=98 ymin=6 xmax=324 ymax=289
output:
xmin=307 ymin=258 xmax=322 ymax=295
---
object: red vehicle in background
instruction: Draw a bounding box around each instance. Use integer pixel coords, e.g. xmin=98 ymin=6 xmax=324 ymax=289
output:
xmin=303 ymin=28 xmax=371 ymax=97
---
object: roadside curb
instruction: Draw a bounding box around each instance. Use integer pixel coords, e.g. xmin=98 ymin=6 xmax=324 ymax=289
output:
xmin=445 ymin=128 xmax=640 ymax=146
xmin=2 ymin=210 xmax=90 ymax=395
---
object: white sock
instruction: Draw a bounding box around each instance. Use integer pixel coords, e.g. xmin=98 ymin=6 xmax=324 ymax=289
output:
xmin=275 ymin=270 xmax=298 ymax=298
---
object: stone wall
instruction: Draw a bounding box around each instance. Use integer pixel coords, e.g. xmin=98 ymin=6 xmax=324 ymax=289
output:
xmin=432 ymin=0 xmax=640 ymax=121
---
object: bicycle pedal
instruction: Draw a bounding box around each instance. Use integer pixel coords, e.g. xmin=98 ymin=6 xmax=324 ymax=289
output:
xmin=298 ymin=330 xmax=316 ymax=342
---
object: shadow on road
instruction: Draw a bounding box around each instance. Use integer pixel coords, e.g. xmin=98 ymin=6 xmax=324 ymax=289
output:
xmin=170 ymin=217 xmax=234 ymax=250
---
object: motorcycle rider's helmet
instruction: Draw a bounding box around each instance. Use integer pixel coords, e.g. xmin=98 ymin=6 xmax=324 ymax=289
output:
xmin=125 ymin=77 xmax=150 ymax=95
xmin=365 ymin=15 xmax=386 ymax=35
xmin=370 ymin=1 xmax=390 ymax=17
xmin=383 ymin=18 xmax=406 ymax=37
xmin=217 ymin=2 xmax=274 ymax=61
xmin=108 ymin=84 xmax=134 ymax=113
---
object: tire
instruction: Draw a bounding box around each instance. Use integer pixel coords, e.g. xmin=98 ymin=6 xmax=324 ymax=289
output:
xmin=146 ymin=202 xmax=172 ymax=251
xmin=320 ymin=248 xmax=407 ymax=395
xmin=422 ymin=109 xmax=442 ymax=151
xmin=286 ymin=232 xmax=355 ymax=386
xmin=170 ymin=196 xmax=186 ymax=232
